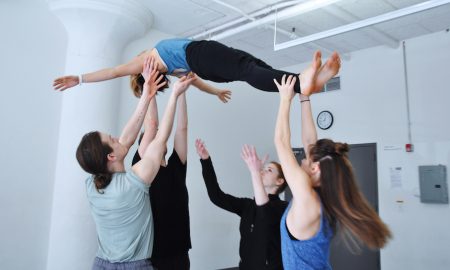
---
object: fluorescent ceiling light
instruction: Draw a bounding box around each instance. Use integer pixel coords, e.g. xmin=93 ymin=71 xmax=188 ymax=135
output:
xmin=208 ymin=0 xmax=343 ymax=40
xmin=274 ymin=0 xmax=450 ymax=51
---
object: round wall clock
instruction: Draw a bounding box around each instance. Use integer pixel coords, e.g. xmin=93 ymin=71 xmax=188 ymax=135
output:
xmin=317 ymin=110 xmax=333 ymax=130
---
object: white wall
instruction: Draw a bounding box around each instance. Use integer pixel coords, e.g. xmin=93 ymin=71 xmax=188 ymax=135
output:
xmin=0 ymin=1 xmax=66 ymax=270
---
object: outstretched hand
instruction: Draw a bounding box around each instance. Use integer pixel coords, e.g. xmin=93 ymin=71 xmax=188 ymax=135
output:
xmin=195 ymin=139 xmax=210 ymax=160
xmin=274 ymin=74 xmax=297 ymax=101
xmin=142 ymin=57 xmax=165 ymax=98
xmin=53 ymin=75 xmax=79 ymax=91
xmin=217 ymin=89 xmax=232 ymax=103
xmin=173 ymin=74 xmax=196 ymax=96
xmin=241 ymin=144 xmax=268 ymax=173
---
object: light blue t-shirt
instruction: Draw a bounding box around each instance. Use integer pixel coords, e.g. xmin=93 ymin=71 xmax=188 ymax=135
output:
xmin=86 ymin=171 xmax=153 ymax=263
xmin=154 ymin=38 xmax=193 ymax=76
xmin=280 ymin=201 xmax=333 ymax=270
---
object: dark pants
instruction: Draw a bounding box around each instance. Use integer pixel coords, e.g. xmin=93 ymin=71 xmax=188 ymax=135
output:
xmin=186 ymin=40 xmax=301 ymax=93
xmin=152 ymin=253 xmax=190 ymax=270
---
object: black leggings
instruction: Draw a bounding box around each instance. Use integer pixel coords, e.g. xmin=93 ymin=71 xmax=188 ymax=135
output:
xmin=186 ymin=40 xmax=301 ymax=93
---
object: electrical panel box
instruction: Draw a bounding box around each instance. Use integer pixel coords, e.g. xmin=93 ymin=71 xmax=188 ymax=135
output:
xmin=419 ymin=165 xmax=448 ymax=204
xmin=292 ymin=148 xmax=306 ymax=164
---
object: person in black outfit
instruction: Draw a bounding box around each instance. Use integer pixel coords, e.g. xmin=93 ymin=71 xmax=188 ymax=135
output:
xmin=195 ymin=139 xmax=288 ymax=269
xmin=132 ymin=91 xmax=191 ymax=270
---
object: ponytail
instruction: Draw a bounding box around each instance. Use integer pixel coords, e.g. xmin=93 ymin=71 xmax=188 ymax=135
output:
xmin=311 ymin=139 xmax=392 ymax=250
xmin=76 ymin=131 xmax=114 ymax=193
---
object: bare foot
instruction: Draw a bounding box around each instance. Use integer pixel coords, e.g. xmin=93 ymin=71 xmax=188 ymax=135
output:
xmin=316 ymin=52 xmax=341 ymax=91
xmin=299 ymin=51 xmax=322 ymax=96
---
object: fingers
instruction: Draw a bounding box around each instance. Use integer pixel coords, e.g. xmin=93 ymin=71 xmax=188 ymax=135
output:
xmin=261 ymin=154 xmax=269 ymax=165
xmin=195 ymin=138 xmax=204 ymax=150
xmin=220 ymin=90 xmax=232 ymax=103
xmin=241 ymin=144 xmax=249 ymax=159
xmin=144 ymin=57 xmax=150 ymax=72
xmin=195 ymin=138 xmax=209 ymax=158
xmin=286 ymin=75 xmax=293 ymax=85
xmin=195 ymin=139 xmax=201 ymax=153
xmin=156 ymin=81 xmax=167 ymax=90
xmin=287 ymin=75 xmax=296 ymax=88
xmin=155 ymin=74 xmax=164 ymax=84
xmin=185 ymin=75 xmax=197 ymax=84
xmin=273 ymin=78 xmax=281 ymax=88
xmin=241 ymin=144 xmax=257 ymax=161
xmin=150 ymin=57 xmax=155 ymax=71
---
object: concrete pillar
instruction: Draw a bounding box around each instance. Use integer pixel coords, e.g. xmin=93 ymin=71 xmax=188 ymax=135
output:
xmin=46 ymin=1 xmax=152 ymax=269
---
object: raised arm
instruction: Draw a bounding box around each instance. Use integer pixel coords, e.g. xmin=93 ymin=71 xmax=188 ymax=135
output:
xmin=195 ymin=139 xmax=249 ymax=215
xmin=241 ymin=144 xmax=269 ymax=206
xmin=299 ymin=94 xmax=317 ymax=156
xmin=274 ymin=75 xmax=313 ymax=198
xmin=137 ymin=97 xmax=159 ymax=157
xmin=53 ymin=54 xmax=145 ymax=91
xmin=274 ymin=75 xmax=320 ymax=239
xmin=132 ymin=76 xmax=195 ymax=185
xmin=119 ymin=58 xmax=165 ymax=150
xmin=174 ymin=92 xmax=187 ymax=164
xmin=191 ymin=76 xmax=232 ymax=103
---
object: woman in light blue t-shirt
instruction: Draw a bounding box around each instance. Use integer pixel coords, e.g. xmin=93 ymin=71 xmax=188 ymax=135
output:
xmin=75 ymin=58 xmax=195 ymax=270
xmin=53 ymin=38 xmax=340 ymax=102
xmin=273 ymin=52 xmax=392 ymax=270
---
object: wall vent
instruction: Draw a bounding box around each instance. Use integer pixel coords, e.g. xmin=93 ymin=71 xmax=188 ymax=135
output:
xmin=319 ymin=76 xmax=340 ymax=93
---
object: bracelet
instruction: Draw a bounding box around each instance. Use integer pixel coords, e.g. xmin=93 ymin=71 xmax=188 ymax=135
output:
xmin=300 ymin=99 xmax=310 ymax=103
xmin=78 ymin=75 xmax=83 ymax=86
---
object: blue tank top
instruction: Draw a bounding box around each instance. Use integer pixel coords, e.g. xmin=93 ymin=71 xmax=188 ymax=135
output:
xmin=280 ymin=201 xmax=333 ymax=270
xmin=154 ymin=38 xmax=193 ymax=76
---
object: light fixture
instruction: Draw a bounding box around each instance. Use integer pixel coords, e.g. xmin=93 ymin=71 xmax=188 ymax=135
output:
xmin=274 ymin=0 xmax=450 ymax=51
xmin=199 ymin=0 xmax=343 ymax=41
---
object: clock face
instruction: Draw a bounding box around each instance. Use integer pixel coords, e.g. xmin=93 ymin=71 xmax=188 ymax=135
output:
xmin=317 ymin=110 xmax=333 ymax=130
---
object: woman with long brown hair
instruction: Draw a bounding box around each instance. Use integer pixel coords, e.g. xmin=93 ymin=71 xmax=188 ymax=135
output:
xmin=273 ymin=52 xmax=391 ymax=269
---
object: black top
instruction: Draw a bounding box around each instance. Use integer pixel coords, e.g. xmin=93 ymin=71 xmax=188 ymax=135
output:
xmin=132 ymin=149 xmax=191 ymax=259
xmin=200 ymin=157 xmax=288 ymax=270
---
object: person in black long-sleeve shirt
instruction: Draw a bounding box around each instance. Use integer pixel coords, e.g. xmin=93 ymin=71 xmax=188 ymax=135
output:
xmin=195 ymin=139 xmax=288 ymax=270
xmin=132 ymin=92 xmax=191 ymax=270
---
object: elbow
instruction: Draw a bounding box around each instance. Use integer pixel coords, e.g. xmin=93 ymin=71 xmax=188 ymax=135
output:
xmin=177 ymin=126 xmax=188 ymax=134
xmin=274 ymin=137 xmax=290 ymax=152
xmin=205 ymin=187 xmax=222 ymax=205
xmin=274 ymin=134 xmax=287 ymax=147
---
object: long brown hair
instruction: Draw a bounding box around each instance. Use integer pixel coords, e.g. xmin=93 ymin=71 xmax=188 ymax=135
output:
xmin=270 ymin=161 xmax=288 ymax=194
xmin=309 ymin=139 xmax=391 ymax=249
xmin=76 ymin=131 xmax=113 ymax=193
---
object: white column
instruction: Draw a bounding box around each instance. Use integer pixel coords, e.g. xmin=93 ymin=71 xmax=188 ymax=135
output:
xmin=46 ymin=1 xmax=152 ymax=269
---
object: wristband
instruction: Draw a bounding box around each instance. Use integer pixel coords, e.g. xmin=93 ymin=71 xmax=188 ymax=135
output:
xmin=78 ymin=75 xmax=83 ymax=86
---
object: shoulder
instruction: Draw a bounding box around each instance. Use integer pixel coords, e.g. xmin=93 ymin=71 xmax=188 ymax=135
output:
xmin=126 ymin=170 xmax=151 ymax=192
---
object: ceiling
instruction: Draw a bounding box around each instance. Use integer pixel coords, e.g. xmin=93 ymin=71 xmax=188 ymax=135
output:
xmin=145 ymin=0 xmax=450 ymax=68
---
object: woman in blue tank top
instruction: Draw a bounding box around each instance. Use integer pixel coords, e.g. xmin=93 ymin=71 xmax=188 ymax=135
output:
xmin=273 ymin=52 xmax=392 ymax=269
xmin=53 ymin=38 xmax=340 ymax=101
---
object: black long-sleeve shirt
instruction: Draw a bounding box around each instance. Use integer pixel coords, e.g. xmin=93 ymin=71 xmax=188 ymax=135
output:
xmin=200 ymin=157 xmax=288 ymax=270
xmin=133 ymin=149 xmax=191 ymax=260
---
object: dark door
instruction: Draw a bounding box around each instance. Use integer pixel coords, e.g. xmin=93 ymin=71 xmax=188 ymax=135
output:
xmin=288 ymin=143 xmax=380 ymax=270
